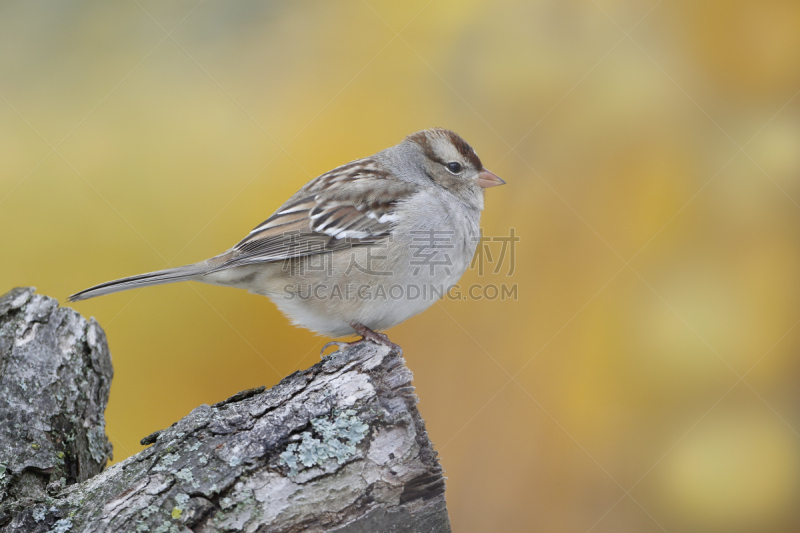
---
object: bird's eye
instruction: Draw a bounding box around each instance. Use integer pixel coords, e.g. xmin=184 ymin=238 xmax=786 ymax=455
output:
xmin=446 ymin=162 xmax=463 ymax=174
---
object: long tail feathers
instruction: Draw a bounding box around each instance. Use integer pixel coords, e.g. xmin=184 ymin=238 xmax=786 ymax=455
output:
xmin=68 ymin=263 xmax=209 ymax=302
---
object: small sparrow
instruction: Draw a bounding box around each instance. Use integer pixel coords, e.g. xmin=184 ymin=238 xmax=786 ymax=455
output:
xmin=70 ymin=128 xmax=505 ymax=353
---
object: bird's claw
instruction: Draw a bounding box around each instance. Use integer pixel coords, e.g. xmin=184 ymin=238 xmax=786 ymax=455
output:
xmin=320 ymin=324 xmax=403 ymax=358
xmin=351 ymin=323 xmax=403 ymax=356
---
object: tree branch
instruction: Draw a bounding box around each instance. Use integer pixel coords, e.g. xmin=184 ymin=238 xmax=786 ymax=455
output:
xmin=0 ymin=288 xmax=451 ymax=533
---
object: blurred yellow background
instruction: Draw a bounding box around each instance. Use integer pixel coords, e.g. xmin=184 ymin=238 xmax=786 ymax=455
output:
xmin=2 ymin=1 xmax=800 ymax=531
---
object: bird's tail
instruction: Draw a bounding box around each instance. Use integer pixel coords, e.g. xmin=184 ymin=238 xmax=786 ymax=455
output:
xmin=68 ymin=262 xmax=211 ymax=302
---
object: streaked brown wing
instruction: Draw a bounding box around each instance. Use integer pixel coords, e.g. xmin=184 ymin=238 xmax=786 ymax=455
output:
xmin=208 ymin=158 xmax=415 ymax=271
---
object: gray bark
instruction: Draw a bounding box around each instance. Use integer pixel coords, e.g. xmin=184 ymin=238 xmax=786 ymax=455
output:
xmin=0 ymin=287 xmax=113 ymax=526
xmin=0 ymin=288 xmax=451 ymax=533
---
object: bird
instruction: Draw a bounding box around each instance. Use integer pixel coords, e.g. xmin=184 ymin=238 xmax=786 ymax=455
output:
xmin=69 ymin=128 xmax=505 ymax=354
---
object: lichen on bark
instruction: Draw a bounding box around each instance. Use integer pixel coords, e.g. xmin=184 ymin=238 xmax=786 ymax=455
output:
xmin=0 ymin=287 xmax=450 ymax=533
xmin=0 ymin=287 xmax=113 ymax=528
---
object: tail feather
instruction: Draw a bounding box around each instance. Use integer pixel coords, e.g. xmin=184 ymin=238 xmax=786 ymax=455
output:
xmin=68 ymin=263 xmax=209 ymax=302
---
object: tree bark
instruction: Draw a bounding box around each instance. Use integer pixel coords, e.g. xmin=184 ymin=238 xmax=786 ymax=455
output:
xmin=0 ymin=288 xmax=451 ymax=533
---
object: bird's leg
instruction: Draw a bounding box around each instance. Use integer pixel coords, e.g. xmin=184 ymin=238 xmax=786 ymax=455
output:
xmin=319 ymin=323 xmax=402 ymax=357
xmin=351 ymin=322 xmax=402 ymax=355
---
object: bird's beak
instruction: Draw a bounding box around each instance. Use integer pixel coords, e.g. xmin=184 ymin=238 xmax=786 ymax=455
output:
xmin=476 ymin=169 xmax=506 ymax=188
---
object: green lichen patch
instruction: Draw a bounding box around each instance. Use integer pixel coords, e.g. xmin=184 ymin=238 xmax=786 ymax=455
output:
xmin=279 ymin=409 xmax=369 ymax=476
xmin=32 ymin=506 xmax=46 ymax=522
xmin=152 ymin=453 xmax=179 ymax=472
xmin=52 ymin=518 xmax=73 ymax=532
xmin=175 ymin=467 xmax=193 ymax=483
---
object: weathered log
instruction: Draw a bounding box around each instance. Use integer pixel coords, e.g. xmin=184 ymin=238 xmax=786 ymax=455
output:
xmin=0 ymin=288 xmax=451 ymax=532
xmin=0 ymin=287 xmax=113 ymax=527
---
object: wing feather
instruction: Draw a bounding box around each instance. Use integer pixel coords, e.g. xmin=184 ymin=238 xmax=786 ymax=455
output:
xmin=209 ymin=158 xmax=415 ymax=272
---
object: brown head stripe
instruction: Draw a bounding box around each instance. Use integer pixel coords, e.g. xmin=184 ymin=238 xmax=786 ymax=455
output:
xmin=406 ymin=128 xmax=483 ymax=169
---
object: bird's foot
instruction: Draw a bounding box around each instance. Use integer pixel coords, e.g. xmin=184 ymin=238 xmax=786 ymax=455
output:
xmin=351 ymin=323 xmax=402 ymax=355
xmin=319 ymin=323 xmax=402 ymax=357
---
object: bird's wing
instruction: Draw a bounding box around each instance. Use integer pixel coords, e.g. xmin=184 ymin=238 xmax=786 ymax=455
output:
xmin=208 ymin=158 xmax=416 ymax=271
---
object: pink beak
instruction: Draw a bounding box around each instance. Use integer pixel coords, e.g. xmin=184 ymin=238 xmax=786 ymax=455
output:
xmin=476 ymin=169 xmax=506 ymax=189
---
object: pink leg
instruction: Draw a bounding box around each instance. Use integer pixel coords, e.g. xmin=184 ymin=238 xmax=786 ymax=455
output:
xmin=320 ymin=323 xmax=401 ymax=357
